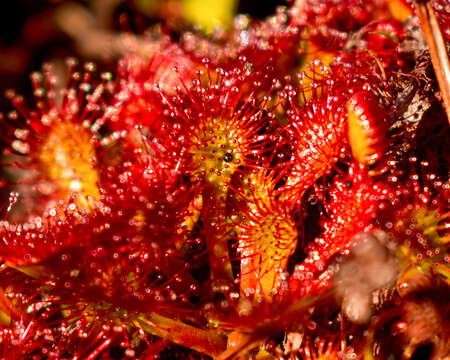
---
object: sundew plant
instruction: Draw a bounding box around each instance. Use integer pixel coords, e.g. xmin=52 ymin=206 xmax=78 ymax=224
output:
xmin=0 ymin=0 xmax=448 ymax=359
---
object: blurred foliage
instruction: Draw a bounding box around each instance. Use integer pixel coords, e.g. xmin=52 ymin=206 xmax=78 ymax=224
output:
xmin=182 ymin=0 xmax=238 ymax=32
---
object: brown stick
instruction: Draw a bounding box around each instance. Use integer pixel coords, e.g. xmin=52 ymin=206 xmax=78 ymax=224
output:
xmin=415 ymin=0 xmax=450 ymax=124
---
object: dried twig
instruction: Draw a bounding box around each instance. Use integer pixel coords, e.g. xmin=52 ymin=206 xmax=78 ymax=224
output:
xmin=414 ymin=0 xmax=450 ymax=124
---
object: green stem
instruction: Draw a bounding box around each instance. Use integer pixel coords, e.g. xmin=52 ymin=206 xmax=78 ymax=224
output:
xmin=203 ymin=186 xmax=234 ymax=282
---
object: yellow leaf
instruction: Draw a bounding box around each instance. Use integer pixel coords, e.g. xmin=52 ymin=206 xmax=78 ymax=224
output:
xmin=182 ymin=0 xmax=237 ymax=32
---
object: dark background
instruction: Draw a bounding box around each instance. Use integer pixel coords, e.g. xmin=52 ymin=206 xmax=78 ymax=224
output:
xmin=0 ymin=0 xmax=288 ymax=110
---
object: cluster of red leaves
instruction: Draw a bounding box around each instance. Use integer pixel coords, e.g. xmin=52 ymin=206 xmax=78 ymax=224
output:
xmin=0 ymin=1 xmax=448 ymax=359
